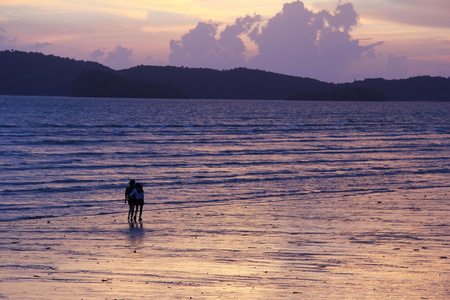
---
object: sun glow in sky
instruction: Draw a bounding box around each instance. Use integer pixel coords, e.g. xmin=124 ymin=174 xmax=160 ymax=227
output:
xmin=1 ymin=0 xmax=449 ymax=82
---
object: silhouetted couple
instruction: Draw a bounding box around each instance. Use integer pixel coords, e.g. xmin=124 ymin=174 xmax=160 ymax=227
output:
xmin=125 ymin=180 xmax=144 ymax=221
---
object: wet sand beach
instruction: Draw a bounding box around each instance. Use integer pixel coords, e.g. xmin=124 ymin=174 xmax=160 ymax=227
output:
xmin=1 ymin=187 xmax=448 ymax=299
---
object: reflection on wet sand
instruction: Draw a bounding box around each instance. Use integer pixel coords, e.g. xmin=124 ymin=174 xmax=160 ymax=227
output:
xmin=126 ymin=221 xmax=145 ymax=248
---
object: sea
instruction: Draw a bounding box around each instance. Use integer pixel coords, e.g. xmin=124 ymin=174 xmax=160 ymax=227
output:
xmin=0 ymin=96 xmax=449 ymax=223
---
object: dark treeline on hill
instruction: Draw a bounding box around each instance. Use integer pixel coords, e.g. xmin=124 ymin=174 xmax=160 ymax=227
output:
xmin=71 ymin=70 xmax=187 ymax=99
xmin=1 ymin=50 xmax=450 ymax=101
xmin=117 ymin=66 xmax=331 ymax=100
xmin=338 ymin=77 xmax=450 ymax=101
xmin=0 ymin=50 xmax=109 ymax=96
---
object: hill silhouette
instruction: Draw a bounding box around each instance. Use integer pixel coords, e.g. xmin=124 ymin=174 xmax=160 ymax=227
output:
xmin=1 ymin=50 xmax=449 ymax=101
xmin=117 ymin=66 xmax=332 ymax=100
xmin=0 ymin=50 xmax=110 ymax=96
xmin=338 ymin=77 xmax=450 ymax=101
xmin=70 ymin=70 xmax=187 ymax=99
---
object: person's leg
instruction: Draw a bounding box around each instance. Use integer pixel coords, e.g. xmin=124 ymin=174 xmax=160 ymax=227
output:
xmin=138 ymin=204 xmax=143 ymax=221
xmin=134 ymin=205 xmax=138 ymax=221
xmin=128 ymin=203 xmax=133 ymax=220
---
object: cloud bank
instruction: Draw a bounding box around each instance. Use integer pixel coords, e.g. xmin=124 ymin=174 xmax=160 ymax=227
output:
xmin=169 ymin=1 xmax=382 ymax=82
xmin=169 ymin=15 xmax=261 ymax=70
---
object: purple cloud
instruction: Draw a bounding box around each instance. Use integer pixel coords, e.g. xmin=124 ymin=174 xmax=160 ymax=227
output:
xmin=169 ymin=15 xmax=261 ymax=70
xmin=249 ymin=1 xmax=382 ymax=82
xmin=0 ymin=29 xmax=17 ymax=50
xmin=0 ymin=35 xmax=8 ymax=49
xmin=386 ymin=54 xmax=408 ymax=79
xmin=90 ymin=49 xmax=105 ymax=62
xmin=25 ymin=42 xmax=52 ymax=51
xmin=0 ymin=29 xmax=51 ymax=52
xmin=104 ymin=45 xmax=133 ymax=70
xmin=218 ymin=15 xmax=262 ymax=66
xmin=169 ymin=1 xmax=382 ymax=82
xmin=169 ymin=22 xmax=221 ymax=68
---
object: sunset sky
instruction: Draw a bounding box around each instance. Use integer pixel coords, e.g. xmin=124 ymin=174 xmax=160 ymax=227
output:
xmin=1 ymin=0 xmax=449 ymax=82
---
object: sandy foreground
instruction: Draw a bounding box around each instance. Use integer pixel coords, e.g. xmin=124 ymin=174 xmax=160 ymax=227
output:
xmin=0 ymin=188 xmax=449 ymax=299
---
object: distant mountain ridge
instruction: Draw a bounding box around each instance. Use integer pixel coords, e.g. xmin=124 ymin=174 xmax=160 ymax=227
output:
xmin=0 ymin=50 xmax=109 ymax=96
xmin=117 ymin=66 xmax=332 ymax=100
xmin=1 ymin=50 xmax=449 ymax=101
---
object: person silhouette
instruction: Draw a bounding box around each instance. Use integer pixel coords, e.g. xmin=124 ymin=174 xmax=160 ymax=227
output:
xmin=125 ymin=180 xmax=135 ymax=221
xmin=130 ymin=183 xmax=144 ymax=221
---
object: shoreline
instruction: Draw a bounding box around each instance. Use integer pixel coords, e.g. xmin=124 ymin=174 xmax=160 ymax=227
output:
xmin=1 ymin=188 xmax=449 ymax=299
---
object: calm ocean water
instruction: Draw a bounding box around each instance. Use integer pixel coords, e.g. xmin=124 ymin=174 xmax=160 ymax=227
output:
xmin=0 ymin=96 xmax=449 ymax=222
